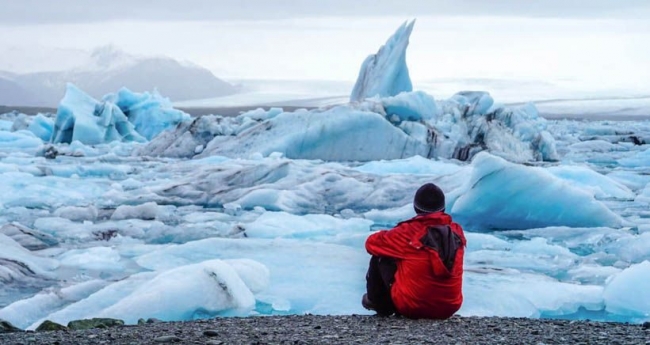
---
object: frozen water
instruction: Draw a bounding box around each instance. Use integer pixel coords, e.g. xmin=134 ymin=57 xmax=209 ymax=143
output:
xmin=0 ymin=113 xmax=649 ymax=324
xmin=198 ymin=106 xmax=432 ymax=161
xmin=51 ymin=84 xmax=145 ymax=145
xmin=381 ymin=91 xmax=438 ymax=122
xmin=0 ymin=233 xmax=58 ymax=288
xmin=144 ymin=93 xmax=556 ymax=163
xmin=451 ymin=91 xmax=495 ymax=117
xmin=2 ymin=20 xmax=650 ymax=328
xmin=50 ymin=84 xmax=191 ymax=145
xmin=90 ymin=259 xmax=268 ymax=324
xmin=107 ymin=88 xmax=191 ymax=141
xmin=0 ymin=223 xmax=57 ymax=251
xmin=111 ymin=202 xmax=159 ymax=221
xmin=547 ymin=165 xmax=635 ymax=200
xmin=27 ymin=114 xmax=54 ymax=142
xmin=0 ymin=279 xmax=108 ymax=329
xmin=462 ymin=270 xmax=603 ymax=318
xmin=603 ymin=261 xmax=650 ymax=318
xmin=450 ymin=153 xmax=623 ymax=229
xmin=0 ymin=131 xmax=43 ymax=155
xmin=353 ymin=155 xmax=463 ymax=176
xmin=350 ymin=20 xmax=414 ymax=102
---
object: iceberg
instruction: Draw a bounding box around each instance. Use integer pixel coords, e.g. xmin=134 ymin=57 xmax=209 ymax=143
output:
xmin=0 ymin=233 xmax=58 ymax=284
xmin=199 ymin=106 xmax=431 ymax=161
xmin=142 ymin=92 xmax=556 ymax=163
xmin=8 ymin=113 xmax=54 ymax=142
xmin=450 ymin=152 xmax=623 ymax=229
xmin=0 ymin=280 xmax=108 ymax=330
xmin=350 ymin=20 xmax=414 ymax=102
xmin=92 ymin=259 xmax=268 ymax=324
xmin=107 ymin=88 xmax=191 ymax=141
xmin=27 ymin=114 xmax=54 ymax=142
xmin=0 ymin=130 xmax=44 ymax=155
xmin=0 ymin=223 xmax=57 ymax=251
xmin=547 ymin=165 xmax=635 ymax=200
xmin=50 ymin=84 xmax=191 ymax=145
xmin=603 ymin=261 xmax=650 ymax=318
xmin=51 ymin=84 xmax=145 ymax=145
xmin=141 ymin=22 xmax=556 ymax=163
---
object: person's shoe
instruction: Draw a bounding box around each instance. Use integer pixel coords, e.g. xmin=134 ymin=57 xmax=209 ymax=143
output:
xmin=361 ymin=293 xmax=376 ymax=311
xmin=362 ymin=294 xmax=394 ymax=316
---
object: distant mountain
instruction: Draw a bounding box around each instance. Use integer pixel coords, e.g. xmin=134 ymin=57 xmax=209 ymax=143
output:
xmin=0 ymin=76 xmax=43 ymax=106
xmin=0 ymin=71 xmax=17 ymax=79
xmin=1 ymin=46 xmax=238 ymax=107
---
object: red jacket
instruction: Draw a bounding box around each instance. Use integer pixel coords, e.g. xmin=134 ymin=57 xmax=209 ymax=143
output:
xmin=365 ymin=212 xmax=466 ymax=319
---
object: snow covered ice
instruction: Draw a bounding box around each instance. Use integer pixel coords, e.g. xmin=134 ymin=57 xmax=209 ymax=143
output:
xmin=1 ymin=20 xmax=650 ymax=329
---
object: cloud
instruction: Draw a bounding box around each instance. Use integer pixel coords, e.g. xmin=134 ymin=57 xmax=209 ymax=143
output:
xmin=1 ymin=0 xmax=649 ymax=25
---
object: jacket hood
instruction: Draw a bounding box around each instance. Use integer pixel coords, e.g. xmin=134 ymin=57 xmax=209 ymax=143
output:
xmin=412 ymin=212 xmax=460 ymax=277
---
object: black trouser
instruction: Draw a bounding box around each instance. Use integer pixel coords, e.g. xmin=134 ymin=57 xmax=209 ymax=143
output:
xmin=365 ymin=255 xmax=398 ymax=316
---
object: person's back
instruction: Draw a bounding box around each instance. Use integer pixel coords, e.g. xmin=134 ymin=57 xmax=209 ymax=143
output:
xmin=362 ymin=183 xmax=466 ymax=319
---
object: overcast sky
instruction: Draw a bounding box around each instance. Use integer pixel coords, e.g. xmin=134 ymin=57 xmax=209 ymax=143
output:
xmin=1 ymin=0 xmax=649 ymax=91
xmin=2 ymin=0 xmax=650 ymax=23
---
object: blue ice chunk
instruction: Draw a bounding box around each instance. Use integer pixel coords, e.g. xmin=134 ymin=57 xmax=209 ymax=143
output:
xmin=618 ymin=147 xmax=650 ymax=167
xmin=0 ymin=120 xmax=13 ymax=131
xmin=27 ymin=114 xmax=54 ymax=142
xmin=382 ymin=91 xmax=438 ymax=122
xmin=451 ymin=91 xmax=495 ymax=116
xmin=0 ymin=131 xmax=43 ymax=153
xmin=51 ymin=84 xmax=146 ymax=145
xmin=548 ymin=165 xmax=635 ymax=200
xmin=200 ymin=106 xmax=432 ymax=161
xmin=350 ymin=20 xmax=414 ymax=102
xmin=451 ymin=152 xmax=623 ymax=229
xmin=604 ymin=261 xmax=650 ymax=318
xmin=109 ymin=88 xmax=191 ymax=140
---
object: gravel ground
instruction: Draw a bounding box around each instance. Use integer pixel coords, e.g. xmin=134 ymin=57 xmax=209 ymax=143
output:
xmin=1 ymin=315 xmax=648 ymax=345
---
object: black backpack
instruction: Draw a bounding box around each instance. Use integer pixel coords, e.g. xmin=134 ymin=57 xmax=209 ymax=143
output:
xmin=420 ymin=225 xmax=463 ymax=272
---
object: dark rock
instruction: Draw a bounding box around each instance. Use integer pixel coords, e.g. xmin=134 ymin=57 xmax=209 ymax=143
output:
xmin=629 ymin=136 xmax=645 ymax=146
xmin=643 ymin=321 xmax=650 ymax=329
xmin=43 ymin=145 xmax=59 ymax=159
xmin=154 ymin=335 xmax=182 ymax=343
xmin=36 ymin=320 xmax=68 ymax=332
xmin=68 ymin=318 xmax=124 ymax=330
xmin=203 ymin=329 xmax=219 ymax=337
xmin=93 ymin=229 xmax=118 ymax=241
xmin=0 ymin=319 xmax=22 ymax=333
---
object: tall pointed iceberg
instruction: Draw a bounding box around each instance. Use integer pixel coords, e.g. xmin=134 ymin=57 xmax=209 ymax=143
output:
xmin=350 ymin=20 xmax=415 ymax=102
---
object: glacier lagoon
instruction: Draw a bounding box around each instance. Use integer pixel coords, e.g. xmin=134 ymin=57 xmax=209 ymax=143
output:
xmin=1 ymin=21 xmax=650 ymax=329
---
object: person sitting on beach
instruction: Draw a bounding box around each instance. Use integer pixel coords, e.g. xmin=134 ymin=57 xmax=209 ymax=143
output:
xmin=362 ymin=183 xmax=466 ymax=319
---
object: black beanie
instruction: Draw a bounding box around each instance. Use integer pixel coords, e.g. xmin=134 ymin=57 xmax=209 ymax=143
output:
xmin=413 ymin=183 xmax=445 ymax=214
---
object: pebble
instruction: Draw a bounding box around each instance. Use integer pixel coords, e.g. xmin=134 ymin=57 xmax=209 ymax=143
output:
xmin=203 ymin=329 xmax=219 ymax=337
xmin=154 ymin=335 xmax=182 ymax=343
xmin=205 ymin=341 xmax=225 ymax=345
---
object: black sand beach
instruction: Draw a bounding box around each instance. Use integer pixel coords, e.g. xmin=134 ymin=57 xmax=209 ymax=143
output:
xmin=1 ymin=315 xmax=648 ymax=345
